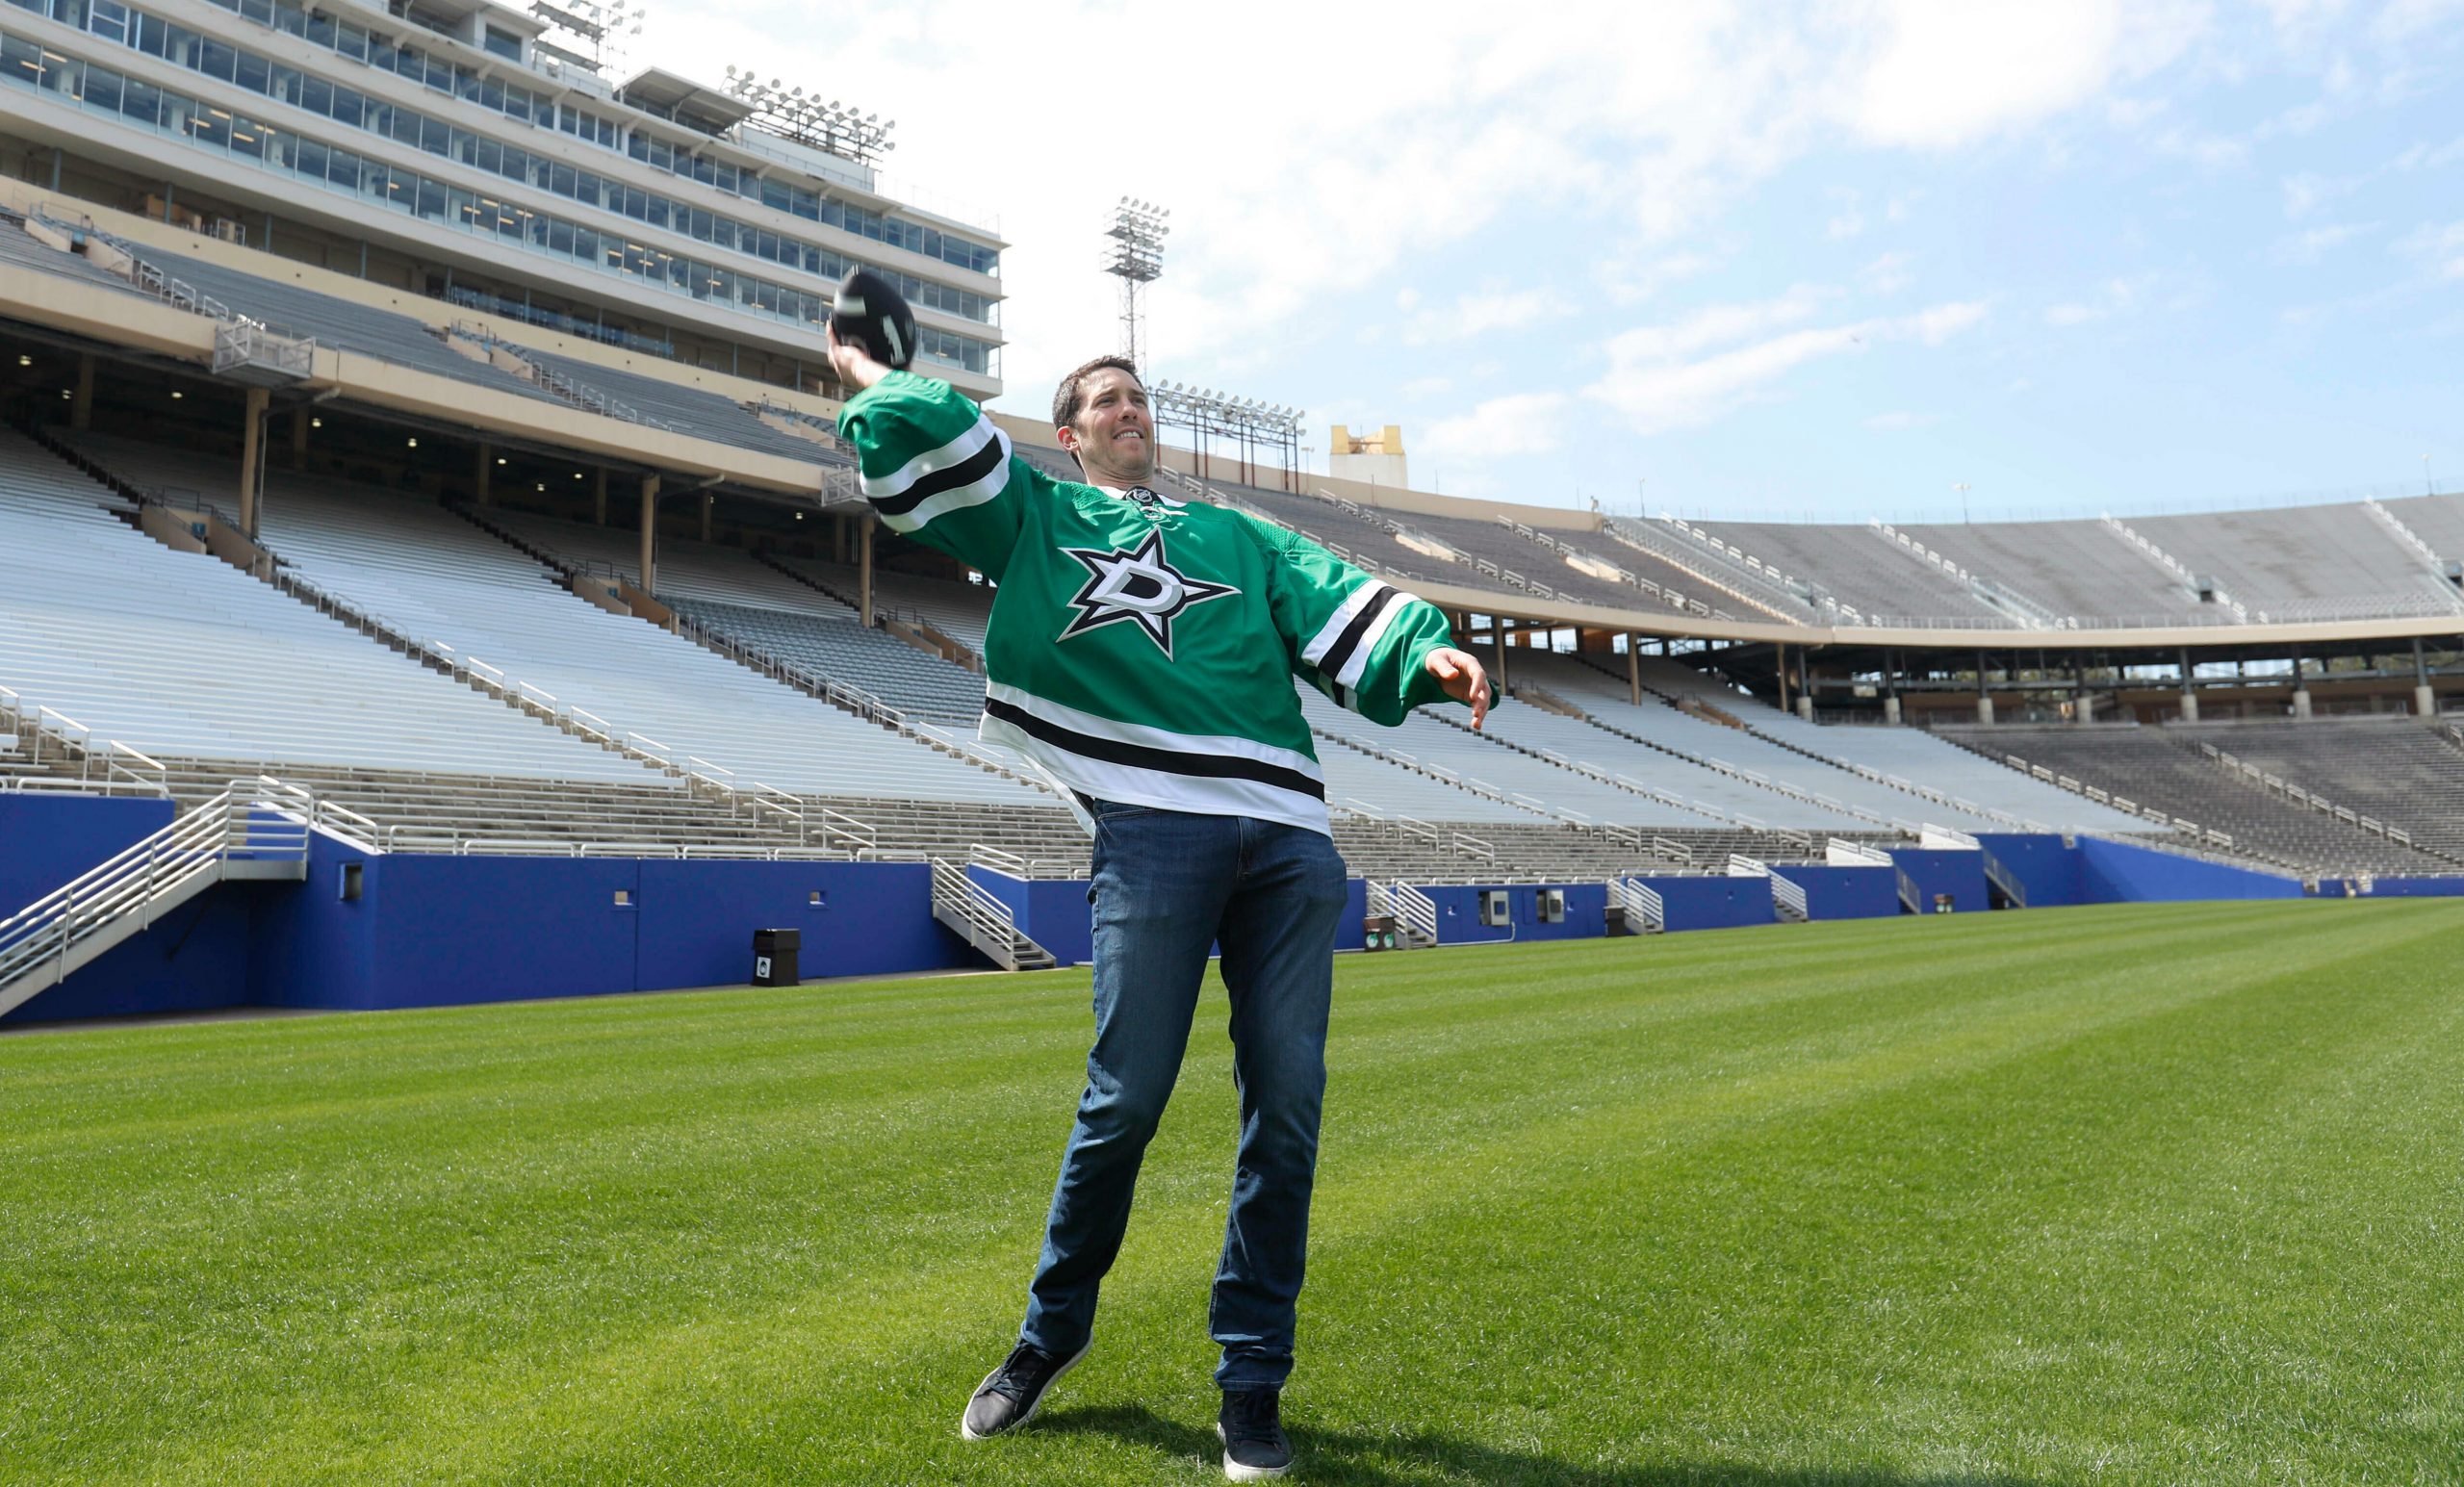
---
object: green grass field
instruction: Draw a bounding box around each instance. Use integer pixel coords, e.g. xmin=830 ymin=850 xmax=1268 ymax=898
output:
xmin=6 ymin=900 xmax=2463 ymax=1485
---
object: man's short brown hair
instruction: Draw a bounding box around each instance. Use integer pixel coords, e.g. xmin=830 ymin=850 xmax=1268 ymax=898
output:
xmin=1052 ymin=354 xmax=1143 ymax=430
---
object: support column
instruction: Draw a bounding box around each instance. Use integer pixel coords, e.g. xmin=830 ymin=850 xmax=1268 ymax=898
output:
xmin=237 ymin=387 xmax=269 ymax=539
xmin=1796 ymin=647 xmax=1814 ymax=722
xmin=69 ymin=353 xmax=94 ymax=431
xmin=1777 ymin=642 xmax=1790 ymax=715
xmin=2289 ymin=648 xmax=2312 ymax=719
xmin=592 ymin=468 xmax=607 ymax=526
xmin=1492 ymin=617 xmax=1508 ymax=690
xmin=1975 ymin=650 xmax=1994 ymax=725
xmin=700 ymin=493 xmax=714 ymax=543
xmin=859 ymin=514 xmax=875 ymax=627
xmin=1882 ymin=648 xmax=1901 ymax=725
xmin=638 ymin=474 xmax=660 ymax=596
xmin=475 ymin=442 xmax=493 ymax=507
xmin=2177 ymin=647 xmax=2199 ymax=722
xmin=2414 ymin=637 xmax=2437 ymax=718
xmin=1627 ymin=638 xmax=1641 ymax=708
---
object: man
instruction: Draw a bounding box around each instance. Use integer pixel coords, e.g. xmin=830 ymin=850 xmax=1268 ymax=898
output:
xmin=829 ymin=332 xmax=1488 ymax=1481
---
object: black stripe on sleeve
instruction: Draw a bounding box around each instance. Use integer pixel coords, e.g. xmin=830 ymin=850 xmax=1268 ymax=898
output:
xmin=870 ymin=430 xmax=1006 ymax=518
xmin=1314 ymin=583 xmax=1399 ymax=683
xmin=985 ymin=699 xmax=1325 ymax=800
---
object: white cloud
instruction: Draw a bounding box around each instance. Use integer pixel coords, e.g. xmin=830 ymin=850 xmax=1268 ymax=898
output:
xmin=1861 ymin=251 xmax=1915 ymax=295
xmin=2394 ymin=220 xmax=2464 ymax=278
xmin=1596 ymin=250 xmax=1721 ymax=307
xmin=1836 ymin=0 xmax=2209 ymax=151
xmin=2272 ymin=221 xmax=2380 ymax=263
xmin=1601 ymin=285 xmax=1837 ymax=364
xmin=1417 ymin=392 xmax=1575 ymax=467
xmin=1583 ymin=299 xmax=1988 ymax=435
xmin=1400 ymin=285 xmax=1577 ymax=346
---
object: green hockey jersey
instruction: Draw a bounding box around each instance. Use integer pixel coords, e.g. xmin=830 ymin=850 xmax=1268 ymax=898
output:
xmin=836 ymin=371 xmax=1459 ymax=835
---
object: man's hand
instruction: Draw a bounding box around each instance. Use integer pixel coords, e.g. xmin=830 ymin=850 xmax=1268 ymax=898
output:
xmin=1424 ymin=648 xmax=1491 ymax=730
xmin=826 ymin=323 xmax=894 ymax=396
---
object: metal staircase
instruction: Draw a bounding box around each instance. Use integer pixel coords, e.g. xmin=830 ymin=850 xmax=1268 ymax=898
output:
xmin=0 ymin=782 xmax=319 ymax=1018
xmin=929 ymin=858 xmax=1056 ymax=971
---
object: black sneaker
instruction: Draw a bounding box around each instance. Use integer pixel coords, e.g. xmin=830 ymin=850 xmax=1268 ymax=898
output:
xmin=959 ymin=1340 xmax=1089 ymax=1440
xmin=1218 ymin=1388 xmax=1293 ymax=1480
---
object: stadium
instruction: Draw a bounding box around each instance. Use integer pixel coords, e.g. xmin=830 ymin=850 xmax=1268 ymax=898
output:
xmin=3 ymin=1 xmax=2460 ymax=1481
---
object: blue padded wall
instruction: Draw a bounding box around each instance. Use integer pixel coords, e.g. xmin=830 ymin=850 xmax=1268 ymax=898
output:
xmin=2075 ymin=837 xmax=2303 ymax=903
xmin=1772 ymin=865 xmax=1900 ymax=920
xmin=1419 ymin=883 xmax=1608 ymax=944
xmin=1629 ymin=875 xmax=1775 ymax=932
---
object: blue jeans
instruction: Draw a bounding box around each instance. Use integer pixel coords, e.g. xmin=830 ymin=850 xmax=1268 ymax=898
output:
xmin=1018 ymin=801 xmax=1348 ymax=1390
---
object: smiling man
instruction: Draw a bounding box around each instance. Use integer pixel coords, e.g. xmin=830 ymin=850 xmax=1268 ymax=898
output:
xmin=830 ymin=336 xmax=1488 ymax=1481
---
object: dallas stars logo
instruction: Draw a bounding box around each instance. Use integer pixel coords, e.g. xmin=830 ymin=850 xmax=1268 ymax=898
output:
xmin=1056 ymin=527 xmax=1240 ymax=657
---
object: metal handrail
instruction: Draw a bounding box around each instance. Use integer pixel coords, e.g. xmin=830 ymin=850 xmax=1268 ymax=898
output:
xmin=0 ymin=785 xmax=310 ymax=995
xmin=1388 ymin=881 xmax=1439 ymax=943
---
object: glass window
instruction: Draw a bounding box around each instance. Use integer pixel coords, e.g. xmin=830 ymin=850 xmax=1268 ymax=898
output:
xmin=481 ymin=24 xmax=518 ymax=59
xmin=82 ymin=62 xmax=119 ymax=111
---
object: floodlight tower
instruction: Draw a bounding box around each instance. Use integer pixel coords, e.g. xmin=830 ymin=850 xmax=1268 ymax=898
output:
xmin=1103 ymin=197 xmax=1168 ymax=367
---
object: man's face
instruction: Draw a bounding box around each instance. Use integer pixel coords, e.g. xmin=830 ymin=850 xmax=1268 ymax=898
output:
xmin=1062 ymin=368 xmax=1156 ymax=486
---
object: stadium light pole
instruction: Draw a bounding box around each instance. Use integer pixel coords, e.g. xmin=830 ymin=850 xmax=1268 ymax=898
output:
xmin=1954 ymin=481 xmax=1972 ymax=525
xmin=1102 ymin=198 xmax=1168 ymax=368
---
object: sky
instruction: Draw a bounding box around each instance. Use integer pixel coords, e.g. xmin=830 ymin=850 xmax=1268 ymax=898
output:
xmin=635 ymin=0 xmax=2464 ymax=523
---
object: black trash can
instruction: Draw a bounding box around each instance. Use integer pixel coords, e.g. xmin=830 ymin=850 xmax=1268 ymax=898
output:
xmin=752 ymin=928 xmax=801 ymax=987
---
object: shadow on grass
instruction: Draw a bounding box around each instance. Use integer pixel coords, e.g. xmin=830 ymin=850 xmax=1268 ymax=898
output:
xmin=1041 ymin=1403 xmax=2042 ymax=1486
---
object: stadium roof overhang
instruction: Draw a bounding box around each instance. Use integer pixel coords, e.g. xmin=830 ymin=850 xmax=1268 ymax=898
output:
xmin=0 ymin=259 xmax=840 ymax=504
xmin=618 ymin=68 xmax=757 ymax=133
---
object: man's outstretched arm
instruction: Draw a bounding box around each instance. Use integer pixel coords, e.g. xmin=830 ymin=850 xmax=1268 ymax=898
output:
xmin=829 ymin=326 xmax=1037 ymax=579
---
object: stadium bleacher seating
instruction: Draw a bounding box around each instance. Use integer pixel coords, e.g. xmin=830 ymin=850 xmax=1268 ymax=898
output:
xmin=109 ymin=244 xmax=557 ymax=403
xmin=2167 ymin=719 xmax=2464 ymax=861
xmin=2375 ymin=495 xmax=2464 ymax=566
xmin=1945 ymin=724 xmax=2460 ymax=877
xmin=0 ymin=215 xmax=154 ymax=298
xmin=1690 ymin=520 xmax=2007 ymax=624
xmin=1593 ymin=655 xmax=2154 ymax=834
xmin=2130 ymin=506 xmax=2461 ymax=620
xmin=1894 ymin=518 xmax=2226 ymax=626
xmin=769 ymin=557 xmax=996 ymax=650
xmin=505 ymin=345 xmax=831 ymax=462
xmin=0 ymin=429 xmax=664 ymax=782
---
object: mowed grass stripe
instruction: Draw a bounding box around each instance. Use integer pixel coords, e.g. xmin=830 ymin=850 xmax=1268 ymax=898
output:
xmin=4 ymin=901 xmax=2460 ymax=1484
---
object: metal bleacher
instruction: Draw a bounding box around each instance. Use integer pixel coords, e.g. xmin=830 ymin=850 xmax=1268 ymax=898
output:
xmin=1894 ymin=518 xmax=2225 ymax=628
xmin=112 ymin=245 xmax=557 ymax=402
xmin=0 ymin=428 xmax=661 ymax=785
xmin=2130 ymin=505 xmax=2462 ymax=621
xmin=1613 ymin=655 xmax=2154 ymax=835
xmin=1688 ymin=520 xmax=2008 ymax=625
xmin=0 ymin=215 xmax=155 ymax=299
xmin=506 ymin=345 xmax=829 ymax=462
xmin=1944 ymin=724 xmax=2461 ymax=878
xmin=2168 ymin=718 xmax=2464 ymax=862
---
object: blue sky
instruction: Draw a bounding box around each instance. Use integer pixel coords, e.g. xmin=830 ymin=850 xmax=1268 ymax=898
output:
xmin=650 ymin=1 xmax=2463 ymax=521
